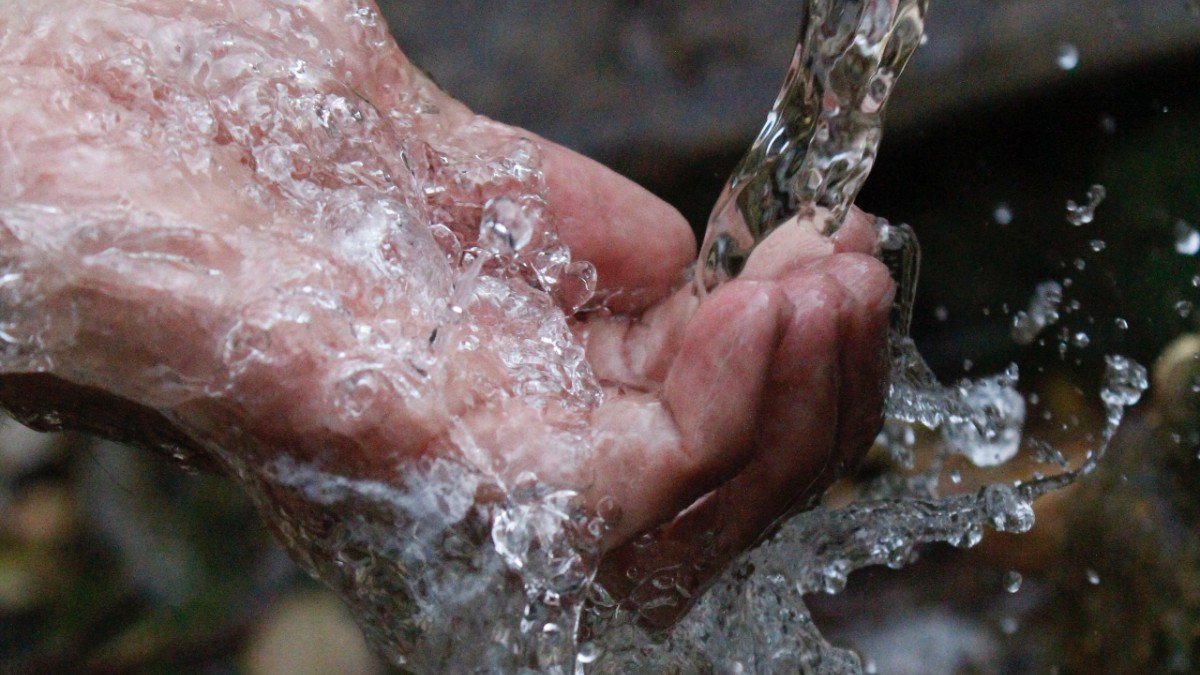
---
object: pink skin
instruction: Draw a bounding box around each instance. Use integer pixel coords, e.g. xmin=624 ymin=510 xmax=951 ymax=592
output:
xmin=0 ymin=0 xmax=894 ymax=628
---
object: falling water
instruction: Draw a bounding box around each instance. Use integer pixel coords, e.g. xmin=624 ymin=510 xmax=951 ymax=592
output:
xmin=696 ymin=0 xmax=929 ymax=291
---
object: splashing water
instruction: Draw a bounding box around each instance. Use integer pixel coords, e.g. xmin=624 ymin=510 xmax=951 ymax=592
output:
xmin=0 ymin=1 xmax=1153 ymax=673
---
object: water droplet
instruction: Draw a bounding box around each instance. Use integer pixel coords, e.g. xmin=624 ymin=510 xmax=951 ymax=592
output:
xmin=1114 ymin=317 xmax=1129 ymax=331
xmin=1098 ymin=114 xmax=1117 ymax=134
xmin=554 ymin=260 xmax=598 ymax=313
xmin=1073 ymin=258 xmax=1086 ymax=271
xmin=934 ymin=305 xmax=949 ymax=322
xmin=1101 ymin=355 xmax=1149 ymax=426
xmin=1089 ymin=239 xmax=1106 ymax=252
xmin=1086 ymin=569 xmax=1101 ymax=585
xmin=993 ymin=203 xmax=1013 ymax=225
xmin=1012 ymin=281 xmax=1063 ymax=345
xmin=1000 ymin=616 xmax=1020 ymax=635
xmin=577 ymin=641 xmax=601 ymax=664
xmin=1056 ymin=43 xmax=1080 ymax=70
xmin=1003 ymin=570 xmax=1023 ymax=593
xmin=1174 ymin=219 xmax=1200 ymax=255
xmin=1177 ymin=300 xmax=1194 ymax=318
xmin=1191 ymin=275 xmax=1200 ymax=288
xmin=1033 ymin=441 xmax=1068 ymax=468
xmin=1072 ymin=332 xmax=1091 ymax=349
xmin=1066 ymin=185 xmax=1106 ymax=226
xmin=949 ymin=469 xmax=963 ymax=484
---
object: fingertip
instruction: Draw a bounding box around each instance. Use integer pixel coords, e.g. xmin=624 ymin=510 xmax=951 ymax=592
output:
xmin=832 ymin=206 xmax=883 ymax=257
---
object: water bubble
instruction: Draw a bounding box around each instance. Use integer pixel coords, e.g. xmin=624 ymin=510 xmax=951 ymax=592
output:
xmin=479 ymin=196 xmax=539 ymax=254
xmin=1003 ymin=570 xmax=1023 ymax=593
xmin=1174 ymin=219 xmax=1200 ymax=255
xmin=1088 ymin=239 xmax=1106 ymax=252
xmin=934 ymin=305 xmax=949 ymax=322
xmin=1072 ymin=332 xmax=1091 ymax=349
xmin=1114 ymin=317 xmax=1129 ymax=331
xmin=1073 ymin=258 xmax=1086 ymax=271
xmin=1086 ymin=569 xmax=1101 ymax=585
xmin=993 ymin=203 xmax=1013 ymax=225
xmin=1191 ymin=275 xmax=1200 ymax=288
xmin=949 ymin=469 xmax=963 ymax=484
xmin=1055 ymin=43 xmax=1080 ymax=70
xmin=1177 ymin=300 xmax=1195 ymax=318
xmin=1066 ymin=185 xmax=1106 ymax=226
xmin=1098 ymin=114 xmax=1117 ymax=134
xmin=555 ymin=260 xmax=598 ymax=313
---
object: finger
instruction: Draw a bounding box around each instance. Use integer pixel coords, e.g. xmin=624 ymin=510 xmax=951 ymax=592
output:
xmin=700 ymin=256 xmax=892 ymax=545
xmin=593 ymin=270 xmax=844 ymax=627
xmin=538 ymin=141 xmax=697 ymax=313
xmin=595 ymin=255 xmax=893 ymax=627
xmin=811 ymin=253 xmax=895 ymax=461
xmin=739 ymin=211 xmax=835 ymax=281
xmin=582 ymin=279 xmax=787 ymax=544
xmin=832 ymin=206 xmax=882 ymax=257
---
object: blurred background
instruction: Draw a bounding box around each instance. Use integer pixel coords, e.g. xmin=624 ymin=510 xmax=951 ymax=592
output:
xmin=2 ymin=1 xmax=1198 ymax=672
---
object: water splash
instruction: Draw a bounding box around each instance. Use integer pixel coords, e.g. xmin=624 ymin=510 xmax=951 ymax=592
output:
xmin=0 ymin=2 xmax=1156 ymax=673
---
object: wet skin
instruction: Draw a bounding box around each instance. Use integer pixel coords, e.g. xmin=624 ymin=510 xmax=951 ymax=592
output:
xmin=0 ymin=0 xmax=893 ymax=628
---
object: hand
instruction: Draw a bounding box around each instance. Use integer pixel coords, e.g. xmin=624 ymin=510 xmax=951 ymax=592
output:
xmin=0 ymin=0 xmax=893 ymax=631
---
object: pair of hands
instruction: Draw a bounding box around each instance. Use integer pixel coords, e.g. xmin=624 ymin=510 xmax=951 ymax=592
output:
xmin=0 ymin=0 xmax=893 ymax=626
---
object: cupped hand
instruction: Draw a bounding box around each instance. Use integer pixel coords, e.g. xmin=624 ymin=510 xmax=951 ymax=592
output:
xmin=0 ymin=0 xmax=893 ymax=629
